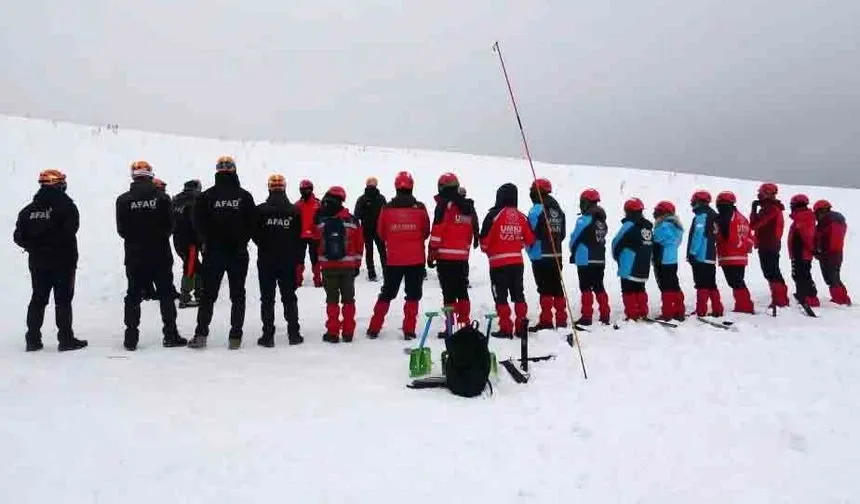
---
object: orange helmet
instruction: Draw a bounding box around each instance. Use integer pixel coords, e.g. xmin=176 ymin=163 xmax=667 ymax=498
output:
xmin=130 ymin=160 xmax=153 ymax=178
xmin=267 ymin=174 xmax=286 ymax=191
xmin=38 ymin=169 xmax=66 ymax=186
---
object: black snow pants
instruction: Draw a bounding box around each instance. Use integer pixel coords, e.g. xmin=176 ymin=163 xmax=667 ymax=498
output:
xmin=532 ymin=259 xmax=564 ymax=296
xmin=758 ymin=249 xmax=785 ymax=284
xmin=258 ymin=261 xmax=300 ymax=338
xmin=654 ymin=263 xmax=680 ymax=292
xmin=195 ymin=248 xmax=249 ymax=338
xmin=490 ymin=264 xmax=526 ymax=304
xmin=363 ymin=232 xmax=387 ymax=276
xmin=124 ymin=262 xmax=179 ymax=341
xmin=437 ymin=260 xmax=469 ymax=304
xmin=577 ymin=264 xmax=606 ymax=293
xmin=791 ymin=259 xmax=817 ymax=299
xmin=691 ymin=262 xmax=717 ymax=290
xmin=721 ymin=265 xmax=747 ymax=289
xmin=26 ymin=266 xmax=76 ymax=344
xmin=378 ymin=265 xmax=425 ymax=302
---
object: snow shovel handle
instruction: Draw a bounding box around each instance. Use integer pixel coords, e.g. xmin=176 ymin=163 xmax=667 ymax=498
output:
xmin=484 ymin=313 xmax=497 ymax=338
xmin=417 ymin=312 xmax=438 ymax=350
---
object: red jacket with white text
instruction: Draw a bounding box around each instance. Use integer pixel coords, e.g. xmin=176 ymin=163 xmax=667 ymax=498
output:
xmin=376 ymin=192 xmax=430 ymax=267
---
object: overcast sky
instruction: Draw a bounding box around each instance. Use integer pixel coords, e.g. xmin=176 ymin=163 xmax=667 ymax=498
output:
xmin=1 ymin=0 xmax=858 ymax=186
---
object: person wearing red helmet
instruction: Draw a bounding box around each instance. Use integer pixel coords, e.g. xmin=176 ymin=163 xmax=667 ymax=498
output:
xmin=427 ymin=172 xmax=479 ymax=332
xmin=651 ymin=201 xmax=686 ymax=321
xmin=750 ymin=182 xmax=789 ymax=307
xmin=295 ymin=179 xmax=322 ymax=287
xmin=687 ymin=190 xmax=723 ymax=317
xmin=526 ymin=178 xmax=567 ymax=331
xmin=569 ymin=188 xmax=611 ymax=325
xmin=367 ymin=171 xmax=431 ymax=340
xmin=813 ymin=200 xmax=851 ymax=305
xmin=788 ymin=194 xmax=819 ymax=307
xmin=316 ymin=186 xmax=364 ymax=343
xmin=480 ymin=183 xmax=536 ymax=338
xmin=251 ymin=174 xmax=304 ymax=347
xmin=714 ymin=191 xmax=755 ymax=314
xmin=611 ymin=197 xmax=653 ymax=320
xmin=14 ymin=169 xmax=87 ymax=352
xmin=354 ymin=176 xmax=388 ymax=281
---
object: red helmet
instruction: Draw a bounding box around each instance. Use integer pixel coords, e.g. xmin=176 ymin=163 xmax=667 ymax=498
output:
xmin=691 ymin=190 xmax=712 ymax=204
xmin=813 ymin=199 xmax=832 ymax=212
xmin=327 ymin=186 xmax=346 ymax=200
xmin=395 ymin=171 xmax=415 ymax=190
xmin=654 ymin=200 xmax=676 ymax=215
xmin=758 ymin=182 xmax=778 ymax=198
xmin=716 ymin=191 xmax=737 ymax=204
xmin=437 ymin=172 xmax=459 ymax=188
xmin=531 ymin=178 xmax=552 ymax=194
xmin=624 ymin=197 xmax=644 ymax=212
xmin=299 ymin=179 xmax=313 ymax=190
xmin=580 ymin=188 xmax=600 ymax=203
xmin=790 ymin=194 xmax=809 ymax=207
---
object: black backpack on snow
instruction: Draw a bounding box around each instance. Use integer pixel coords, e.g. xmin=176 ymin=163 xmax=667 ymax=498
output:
xmin=321 ymin=217 xmax=347 ymax=260
xmin=443 ymin=323 xmax=491 ymax=398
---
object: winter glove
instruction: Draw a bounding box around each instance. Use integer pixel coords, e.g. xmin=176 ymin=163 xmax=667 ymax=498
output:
xmin=427 ymin=256 xmax=436 ymax=269
xmin=751 ymin=200 xmax=760 ymax=214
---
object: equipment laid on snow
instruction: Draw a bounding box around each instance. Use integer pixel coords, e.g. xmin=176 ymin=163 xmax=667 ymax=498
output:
xmin=500 ymin=318 xmax=531 ymax=384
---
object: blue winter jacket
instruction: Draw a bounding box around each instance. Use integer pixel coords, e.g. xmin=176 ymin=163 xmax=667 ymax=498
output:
xmin=568 ymin=205 xmax=608 ymax=266
xmin=526 ymin=195 xmax=566 ymax=262
xmin=687 ymin=205 xmax=717 ymax=264
xmin=652 ymin=215 xmax=684 ymax=266
xmin=611 ymin=214 xmax=653 ymax=282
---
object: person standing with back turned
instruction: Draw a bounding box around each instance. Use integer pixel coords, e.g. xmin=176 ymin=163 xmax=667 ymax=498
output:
xmin=188 ymin=156 xmax=256 ymax=350
xmin=116 ymin=160 xmax=187 ymax=351
xmin=354 ymin=176 xmax=387 ymax=281
xmin=14 ymin=169 xmax=87 ymax=352
xmin=296 ymin=179 xmax=322 ymax=287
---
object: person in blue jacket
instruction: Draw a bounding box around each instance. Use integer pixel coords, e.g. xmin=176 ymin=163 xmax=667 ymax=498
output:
xmin=652 ymin=200 xmax=685 ymax=321
xmin=526 ymin=178 xmax=567 ymax=331
xmin=687 ymin=190 xmax=723 ymax=317
xmin=611 ymin=197 xmax=653 ymax=320
xmin=568 ymin=188 xmax=610 ymax=325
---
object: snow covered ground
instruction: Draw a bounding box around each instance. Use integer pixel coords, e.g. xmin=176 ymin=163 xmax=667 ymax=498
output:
xmin=1 ymin=115 xmax=859 ymax=503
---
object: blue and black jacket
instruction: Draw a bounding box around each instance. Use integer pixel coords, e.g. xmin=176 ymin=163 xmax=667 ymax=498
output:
xmin=568 ymin=204 xmax=608 ymax=266
xmin=611 ymin=212 xmax=653 ymax=282
xmin=526 ymin=194 xmax=566 ymax=262
xmin=687 ymin=204 xmax=717 ymax=264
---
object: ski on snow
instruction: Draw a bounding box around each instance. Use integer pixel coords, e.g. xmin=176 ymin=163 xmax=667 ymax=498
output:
xmin=696 ymin=316 xmax=736 ymax=330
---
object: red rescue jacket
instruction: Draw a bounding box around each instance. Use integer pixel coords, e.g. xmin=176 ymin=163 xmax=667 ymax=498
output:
xmin=788 ymin=208 xmax=816 ymax=261
xmin=480 ymin=207 xmax=535 ymax=268
xmin=316 ymin=207 xmax=364 ymax=270
xmin=429 ymin=197 xmax=479 ymax=262
xmin=295 ymin=195 xmax=321 ymax=239
xmin=716 ymin=210 xmax=754 ymax=266
xmin=749 ymin=200 xmax=784 ymax=252
xmin=376 ymin=193 xmax=430 ymax=267
xmin=815 ymin=210 xmax=847 ymax=259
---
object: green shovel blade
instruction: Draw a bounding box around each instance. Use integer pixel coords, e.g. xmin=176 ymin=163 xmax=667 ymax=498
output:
xmin=409 ymin=347 xmax=432 ymax=378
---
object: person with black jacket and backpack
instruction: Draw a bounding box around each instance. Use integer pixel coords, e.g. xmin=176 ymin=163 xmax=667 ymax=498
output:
xmin=171 ymin=179 xmax=203 ymax=307
xmin=188 ymin=156 xmax=256 ymax=350
xmin=251 ymin=174 xmax=304 ymax=347
xmin=116 ymin=161 xmax=187 ymax=351
xmin=354 ymin=176 xmax=387 ymax=281
xmin=14 ymin=169 xmax=88 ymax=352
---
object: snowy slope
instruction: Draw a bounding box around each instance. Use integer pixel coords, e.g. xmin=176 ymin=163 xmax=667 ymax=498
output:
xmin=1 ymin=115 xmax=859 ymax=503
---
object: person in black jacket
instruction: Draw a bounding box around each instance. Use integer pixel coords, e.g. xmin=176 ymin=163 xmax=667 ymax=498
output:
xmin=251 ymin=174 xmax=304 ymax=347
xmin=172 ymin=179 xmax=203 ymax=307
xmin=116 ymin=161 xmax=186 ymax=350
xmin=13 ymin=169 xmax=87 ymax=352
xmin=611 ymin=198 xmax=653 ymax=320
xmin=188 ymin=156 xmax=256 ymax=350
xmin=354 ymin=176 xmax=387 ymax=281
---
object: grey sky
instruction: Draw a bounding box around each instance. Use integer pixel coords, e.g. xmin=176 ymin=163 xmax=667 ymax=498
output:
xmin=2 ymin=0 xmax=858 ymax=186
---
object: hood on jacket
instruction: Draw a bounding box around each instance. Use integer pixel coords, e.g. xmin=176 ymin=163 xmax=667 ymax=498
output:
xmin=215 ymin=171 xmax=240 ymax=188
xmin=656 ymin=214 xmax=684 ymax=231
xmin=363 ymin=186 xmax=381 ymax=199
xmin=586 ymin=204 xmax=607 ymax=221
xmin=495 ymin=183 xmax=518 ymax=208
xmin=33 ymin=185 xmax=68 ymax=205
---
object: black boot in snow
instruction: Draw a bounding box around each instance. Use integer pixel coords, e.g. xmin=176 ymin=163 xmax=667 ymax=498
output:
xmin=188 ymin=334 xmax=207 ymax=349
xmin=59 ymin=336 xmax=88 ymax=352
xmin=403 ymin=332 xmax=416 ymax=341
xmin=257 ymin=331 xmax=275 ymax=348
xmin=288 ymin=333 xmax=304 ymax=346
xmin=368 ymin=270 xmax=378 ymax=282
xmin=323 ymin=333 xmax=340 ymax=343
xmin=528 ymin=322 xmax=554 ymax=332
xmin=163 ymin=328 xmax=188 ymax=348
xmin=25 ymin=332 xmax=43 ymax=352
xmin=491 ymin=330 xmax=514 ymax=339
xmin=123 ymin=329 xmax=139 ymax=351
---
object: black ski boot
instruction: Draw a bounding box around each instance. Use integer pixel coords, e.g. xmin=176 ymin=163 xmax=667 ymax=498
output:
xmin=163 ymin=326 xmax=188 ymax=348
xmin=403 ymin=332 xmax=416 ymax=341
xmin=574 ymin=317 xmax=593 ymax=327
xmin=491 ymin=330 xmax=514 ymax=339
xmin=123 ymin=329 xmax=139 ymax=351
xmin=25 ymin=332 xmax=43 ymax=352
xmin=366 ymin=329 xmax=379 ymax=339
xmin=342 ymin=334 xmax=354 ymax=343
xmin=188 ymin=334 xmax=207 ymax=349
xmin=437 ymin=330 xmax=447 ymax=339
xmin=528 ymin=322 xmax=554 ymax=333
xmin=228 ymin=329 xmax=242 ymax=350
xmin=257 ymin=335 xmax=275 ymax=348
xmin=59 ymin=336 xmax=88 ymax=352
xmin=288 ymin=333 xmax=304 ymax=346
xmin=323 ymin=333 xmax=340 ymax=343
